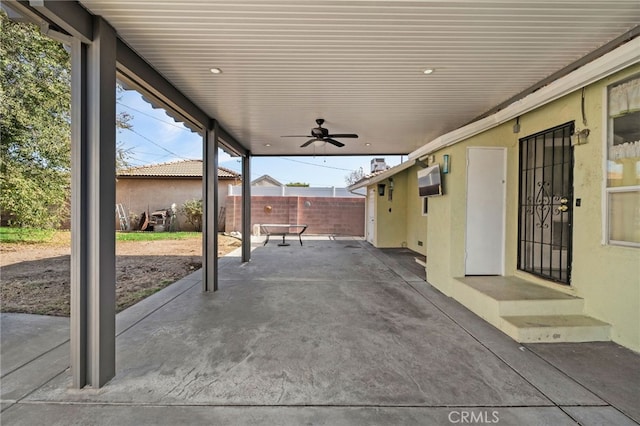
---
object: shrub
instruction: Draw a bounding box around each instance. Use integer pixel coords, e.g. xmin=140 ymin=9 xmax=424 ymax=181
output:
xmin=180 ymin=199 xmax=203 ymax=231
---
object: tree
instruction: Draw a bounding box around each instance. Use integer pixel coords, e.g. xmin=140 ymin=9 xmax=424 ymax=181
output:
xmin=345 ymin=167 xmax=365 ymax=186
xmin=1 ymin=11 xmax=134 ymax=227
xmin=116 ymin=140 xmax=134 ymax=172
xmin=286 ymin=182 xmax=309 ymax=187
xmin=115 ymin=85 xmax=134 ymax=172
xmin=1 ymin=10 xmax=71 ymax=228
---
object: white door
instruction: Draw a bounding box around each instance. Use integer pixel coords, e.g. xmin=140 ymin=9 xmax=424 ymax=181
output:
xmin=367 ymin=188 xmax=375 ymax=244
xmin=465 ymin=147 xmax=506 ymax=275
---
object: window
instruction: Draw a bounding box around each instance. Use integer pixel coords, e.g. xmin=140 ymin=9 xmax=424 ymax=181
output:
xmin=605 ymin=75 xmax=640 ymax=246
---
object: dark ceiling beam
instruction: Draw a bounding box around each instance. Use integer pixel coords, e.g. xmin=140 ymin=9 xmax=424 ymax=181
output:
xmin=21 ymin=0 xmax=92 ymax=43
xmin=214 ymin=121 xmax=248 ymax=157
xmin=17 ymin=1 xmax=249 ymax=154
xmin=117 ymin=40 xmax=249 ymax=156
xmin=116 ymin=39 xmax=210 ymax=133
xmin=118 ymin=40 xmax=248 ymax=156
xmin=118 ymin=41 xmax=250 ymax=157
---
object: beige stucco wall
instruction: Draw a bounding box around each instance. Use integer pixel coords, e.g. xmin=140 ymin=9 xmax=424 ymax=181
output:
xmin=424 ymin=125 xmax=520 ymax=288
xmin=116 ymin=177 xmax=237 ymax=231
xmin=367 ymin=165 xmax=428 ymax=255
xmin=566 ymin=66 xmax=640 ymax=351
xmin=372 ymin=171 xmax=407 ymax=248
xmin=424 ymin=64 xmax=640 ymax=351
xmin=404 ymin=165 xmax=428 ymax=255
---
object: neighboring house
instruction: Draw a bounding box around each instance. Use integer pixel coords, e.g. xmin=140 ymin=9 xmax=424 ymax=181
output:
xmin=350 ymin=60 xmax=640 ymax=352
xmin=251 ymin=174 xmax=283 ymax=187
xmin=116 ymin=160 xmax=241 ymax=231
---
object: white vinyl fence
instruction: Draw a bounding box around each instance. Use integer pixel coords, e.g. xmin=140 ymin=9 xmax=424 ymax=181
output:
xmin=228 ymin=185 xmax=365 ymax=198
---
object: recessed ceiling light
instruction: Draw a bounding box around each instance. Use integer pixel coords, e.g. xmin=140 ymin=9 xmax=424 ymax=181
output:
xmin=423 ymin=68 xmax=435 ymax=75
xmin=365 ymin=143 xmax=371 ymax=146
xmin=210 ymin=68 xmax=222 ymax=74
xmin=264 ymin=143 xmax=271 ymax=147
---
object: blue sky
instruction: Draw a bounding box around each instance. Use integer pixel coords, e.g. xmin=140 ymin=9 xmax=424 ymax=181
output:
xmin=116 ymin=90 xmax=403 ymax=187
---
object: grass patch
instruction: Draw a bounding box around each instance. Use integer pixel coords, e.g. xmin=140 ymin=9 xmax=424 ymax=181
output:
xmin=1 ymin=228 xmax=202 ymax=244
xmin=0 ymin=227 xmax=56 ymax=244
xmin=116 ymin=231 xmax=201 ymax=242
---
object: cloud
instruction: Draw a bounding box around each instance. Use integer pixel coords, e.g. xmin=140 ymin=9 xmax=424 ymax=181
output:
xmin=219 ymin=150 xmax=234 ymax=163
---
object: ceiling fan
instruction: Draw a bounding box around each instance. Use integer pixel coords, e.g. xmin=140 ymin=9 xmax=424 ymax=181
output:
xmin=281 ymin=118 xmax=358 ymax=148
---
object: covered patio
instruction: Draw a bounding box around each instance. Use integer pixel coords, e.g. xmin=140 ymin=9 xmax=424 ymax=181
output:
xmin=2 ymin=239 xmax=639 ymax=425
xmin=2 ymin=2 xmax=639 ymax=423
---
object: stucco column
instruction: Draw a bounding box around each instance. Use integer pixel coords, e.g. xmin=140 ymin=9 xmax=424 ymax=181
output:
xmin=202 ymin=121 xmax=219 ymax=292
xmin=70 ymin=16 xmax=117 ymax=388
xmin=242 ymin=154 xmax=251 ymax=262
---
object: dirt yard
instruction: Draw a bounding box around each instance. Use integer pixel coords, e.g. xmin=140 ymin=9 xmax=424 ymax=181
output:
xmin=0 ymin=233 xmax=241 ymax=316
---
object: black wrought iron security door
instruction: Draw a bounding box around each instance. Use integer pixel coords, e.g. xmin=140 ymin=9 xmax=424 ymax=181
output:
xmin=518 ymin=122 xmax=574 ymax=284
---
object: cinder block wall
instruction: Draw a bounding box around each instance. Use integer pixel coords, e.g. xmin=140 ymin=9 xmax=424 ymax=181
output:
xmin=226 ymin=196 xmax=364 ymax=236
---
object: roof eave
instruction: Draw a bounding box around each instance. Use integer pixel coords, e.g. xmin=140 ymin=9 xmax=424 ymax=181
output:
xmin=348 ymin=160 xmax=415 ymax=190
xmin=349 ymin=37 xmax=639 ymax=191
xmin=408 ymin=36 xmax=640 ymax=161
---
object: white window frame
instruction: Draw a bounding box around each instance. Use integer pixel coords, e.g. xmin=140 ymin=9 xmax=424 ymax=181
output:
xmin=602 ymin=75 xmax=640 ymax=248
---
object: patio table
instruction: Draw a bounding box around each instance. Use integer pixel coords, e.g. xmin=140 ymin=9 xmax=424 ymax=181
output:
xmin=260 ymin=224 xmax=308 ymax=246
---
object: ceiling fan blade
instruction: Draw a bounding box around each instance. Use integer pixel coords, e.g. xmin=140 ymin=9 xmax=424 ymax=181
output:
xmin=281 ymin=135 xmax=311 ymax=138
xmin=300 ymin=139 xmax=316 ymax=148
xmin=326 ymin=138 xmax=345 ymax=147
xmin=327 ymin=133 xmax=358 ymax=138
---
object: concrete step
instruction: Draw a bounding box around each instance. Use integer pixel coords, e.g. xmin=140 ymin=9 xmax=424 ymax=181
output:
xmin=451 ymin=276 xmax=584 ymax=323
xmin=498 ymin=296 xmax=584 ymax=317
xmin=501 ymin=315 xmax=611 ymax=343
xmin=449 ymin=276 xmax=611 ymax=344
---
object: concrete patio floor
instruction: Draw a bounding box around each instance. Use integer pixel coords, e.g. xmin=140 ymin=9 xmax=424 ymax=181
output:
xmin=1 ymin=237 xmax=639 ymax=425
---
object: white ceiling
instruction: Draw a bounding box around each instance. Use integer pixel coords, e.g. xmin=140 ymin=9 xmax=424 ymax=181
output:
xmin=79 ymin=0 xmax=640 ymax=156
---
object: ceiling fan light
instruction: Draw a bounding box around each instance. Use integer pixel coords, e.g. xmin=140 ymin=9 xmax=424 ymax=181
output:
xmin=313 ymin=140 xmax=326 ymax=147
